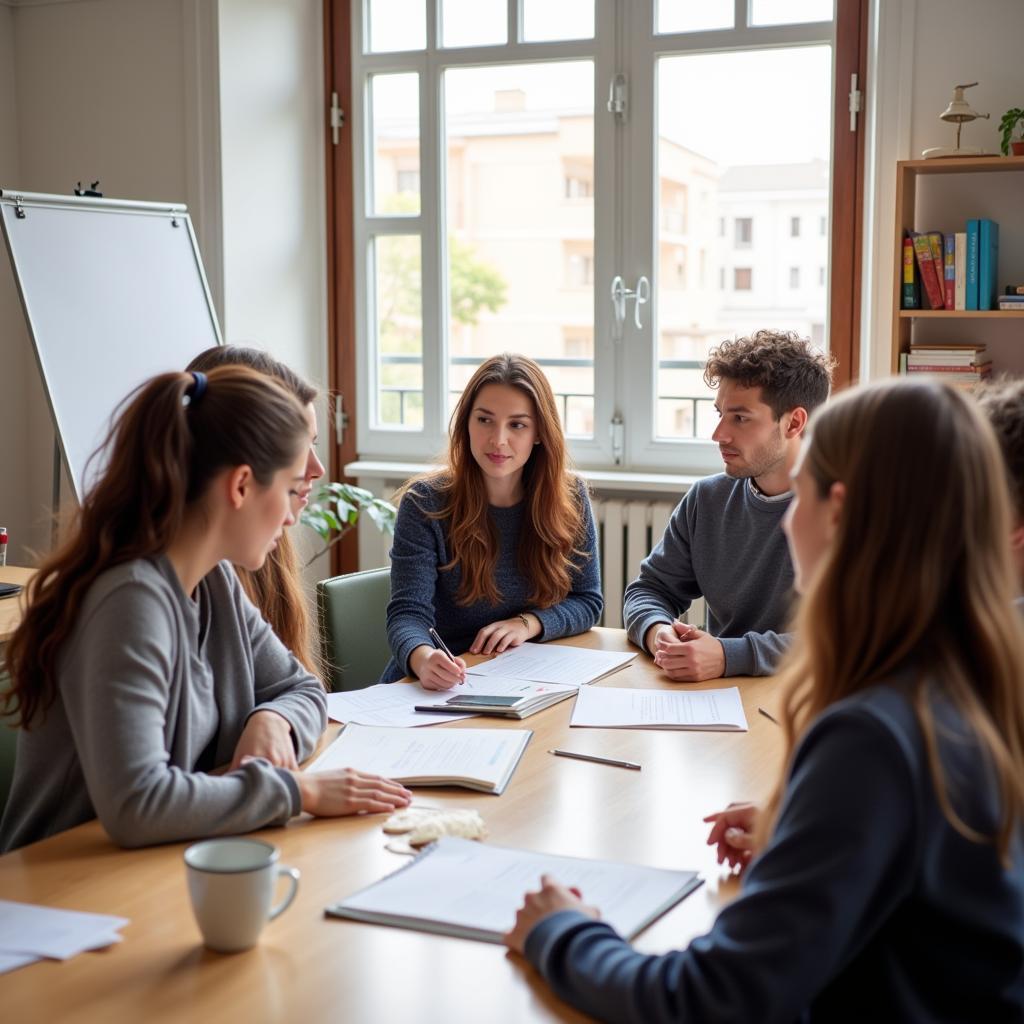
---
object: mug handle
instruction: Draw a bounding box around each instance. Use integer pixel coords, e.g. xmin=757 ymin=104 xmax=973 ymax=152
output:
xmin=269 ymin=865 xmax=300 ymax=921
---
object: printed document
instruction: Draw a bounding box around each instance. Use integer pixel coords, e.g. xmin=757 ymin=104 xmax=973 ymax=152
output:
xmin=570 ymin=686 xmax=748 ymax=731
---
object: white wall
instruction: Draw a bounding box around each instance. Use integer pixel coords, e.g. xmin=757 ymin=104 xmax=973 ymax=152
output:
xmin=0 ymin=0 xmax=327 ymax=572
xmin=218 ymin=0 xmax=329 ymax=578
xmin=0 ymin=4 xmax=35 ymax=564
xmin=863 ymin=0 xmax=1024 ymax=380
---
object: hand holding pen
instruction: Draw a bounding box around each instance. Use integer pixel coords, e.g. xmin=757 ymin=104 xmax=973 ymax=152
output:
xmin=411 ymin=627 xmax=468 ymax=691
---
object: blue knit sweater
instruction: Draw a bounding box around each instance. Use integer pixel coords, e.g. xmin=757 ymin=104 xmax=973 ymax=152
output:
xmin=381 ymin=478 xmax=603 ymax=682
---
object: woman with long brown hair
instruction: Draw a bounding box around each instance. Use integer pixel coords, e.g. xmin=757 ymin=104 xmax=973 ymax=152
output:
xmin=382 ymin=352 xmax=602 ymax=688
xmin=505 ymin=378 xmax=1024 ymax=1021
xmin=1 ymin=367 xmax=409 ymax=852
xmin=187 ymin=346 xmax=325 ymax=678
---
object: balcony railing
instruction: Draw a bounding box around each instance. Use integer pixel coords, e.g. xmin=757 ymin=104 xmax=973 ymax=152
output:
xmin=377 ymin=354 xmax=714 ymax=439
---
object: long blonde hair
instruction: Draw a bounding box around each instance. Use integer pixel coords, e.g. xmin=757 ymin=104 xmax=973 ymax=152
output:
xmin=765 ymin=378 xmax=1024 ymax=862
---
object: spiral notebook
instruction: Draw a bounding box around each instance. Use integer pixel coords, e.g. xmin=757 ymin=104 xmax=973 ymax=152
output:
xmin=326 ymin=836 xmax=702 ymax=944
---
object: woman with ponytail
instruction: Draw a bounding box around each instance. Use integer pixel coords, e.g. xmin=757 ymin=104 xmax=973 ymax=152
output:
xmin=381 ymin=353 xmax=602 ymax=688
xmin=1 ymin=367 xmax=409 ymax=852
xmin=187 ymin=346 xmax=326 ymax=679
xmin=504 ymin=378 xmax=1024 ymax=1022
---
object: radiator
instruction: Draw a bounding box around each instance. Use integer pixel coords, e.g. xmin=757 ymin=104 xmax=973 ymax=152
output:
xmin=353 ymin=483 xmax=705 ymax=632
xmin=593 ymin=498 xmax=704 ymax=630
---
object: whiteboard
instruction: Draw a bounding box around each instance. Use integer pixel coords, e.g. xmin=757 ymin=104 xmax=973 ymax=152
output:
xmin=0 ymin=190 xmax=222 ymax=499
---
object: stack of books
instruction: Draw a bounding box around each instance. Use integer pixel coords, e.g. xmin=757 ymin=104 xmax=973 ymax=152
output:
xmin=901 ymin=344 xmax=991 ymax=389
xmin=999 ymin=285 xmax=1024 ymax=310
xmin=901 ymin=221 xmax=1000 ymax=311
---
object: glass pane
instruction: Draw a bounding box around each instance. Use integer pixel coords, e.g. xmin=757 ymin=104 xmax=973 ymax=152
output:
xmin=366 ymin=0 xmax=425 ymax=53
xmin=522 ymin=0 xmax=594 ymax=42
xmin=751 ymin=0 xmax=834 ymax=26
xmin=374 ymin=235 xmax=423 ymax=429
xmin=442 ymin=0 xmax=506 ymax=47
xmin=444 ymin=62 xmax=596 ymax=439
xmin=657 ymin=0 xmax=733 ymax=34
xmin=655 ymin=46 xmax=832 ymax=440
xmin=370 ymin=74 xmax=420 ymax=216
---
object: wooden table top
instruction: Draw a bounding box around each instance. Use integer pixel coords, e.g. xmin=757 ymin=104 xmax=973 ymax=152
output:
xmin=0 ymin=566 xmax=34 ymax=644
xmin=0 ymin=628 xmax=785 ymax=1022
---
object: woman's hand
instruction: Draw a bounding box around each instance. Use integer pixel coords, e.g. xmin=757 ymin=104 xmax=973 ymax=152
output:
xmin=504 ymin=874 xmax=599 ymax=955
xmin=296 ymin=767 xmax=412 ymax=817
xmin=230 ymin=710 xmax=298 ymax=771
xmin=409 ymin=645 xmax=467 ymax=691
xmin=470 ymin=614 xmax=540 ymax=655
xmin=703 ymin=801 xmax=761 ymax=873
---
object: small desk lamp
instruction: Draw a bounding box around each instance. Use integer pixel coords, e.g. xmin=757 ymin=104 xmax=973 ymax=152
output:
xmin=922 ymin=82 xmax=991 ymax=158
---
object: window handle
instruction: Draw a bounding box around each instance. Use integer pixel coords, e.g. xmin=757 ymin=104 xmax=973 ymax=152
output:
xmin=610 ymin=275 xmax=650 ymax=331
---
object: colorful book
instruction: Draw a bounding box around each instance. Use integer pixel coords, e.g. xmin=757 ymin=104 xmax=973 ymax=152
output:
xmin=979 ymin=219 xmax=999 ymax=310
xmin=954 ymin=232 xmax=967 ymax=310
xmin=942 ymin=233 xmax=955 ymax=309
xmin=966 ymin=219 xmax=980 ymax=310
xmin=901 ymin=234 xmax=919 ymax=309
xmin=911 ymin=232 xmax=945 ymax=310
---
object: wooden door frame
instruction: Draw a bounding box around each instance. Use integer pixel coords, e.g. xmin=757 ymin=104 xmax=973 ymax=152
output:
xmin=828 ymin=0 xmax=870 ymax=391
xmin=323 ymin=0 xmax=359 ymax=577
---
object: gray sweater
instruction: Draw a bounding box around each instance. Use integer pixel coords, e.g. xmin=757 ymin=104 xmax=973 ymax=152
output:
xmin=381 ymin=478 xmax=603 ymax=682
xmin=1 ymin=556 xmax=326 ymax=852
xmin=623 ymin=474 xmax=793 ymax=676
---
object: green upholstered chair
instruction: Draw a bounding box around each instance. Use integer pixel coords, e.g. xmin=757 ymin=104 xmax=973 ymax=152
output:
xmin=317 ymin=567 xmax=393 ymax=692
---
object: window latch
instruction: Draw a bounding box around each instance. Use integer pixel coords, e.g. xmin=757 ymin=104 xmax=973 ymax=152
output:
xmin=607 ymin=74 xmax=627 ymax=121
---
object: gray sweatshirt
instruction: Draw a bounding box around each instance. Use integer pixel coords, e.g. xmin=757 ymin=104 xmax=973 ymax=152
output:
xmin=1 ymin=556 xmax=326 ymax=852
xmin=623 ymin=474 xmax=794 ymax=676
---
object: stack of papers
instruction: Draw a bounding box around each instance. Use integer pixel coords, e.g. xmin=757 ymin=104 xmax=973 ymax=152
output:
xmin=467 ymin=643 xmax=636 ymax=687
xmin=0 ymin=900 xmax=129 ymax=975
xmin=327 ymin=835 xmax=702 ymax=944
xmin=308 ymin=723 xmax=532 ymax=795
xmin=570 ymin=686 xmax=749 ymax=731
xmin=414 ymin=675 xmax=577 ymax=719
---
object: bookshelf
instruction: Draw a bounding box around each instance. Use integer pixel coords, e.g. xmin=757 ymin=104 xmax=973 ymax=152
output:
xmin=891 ymin=156 xmax=1024 ymax=374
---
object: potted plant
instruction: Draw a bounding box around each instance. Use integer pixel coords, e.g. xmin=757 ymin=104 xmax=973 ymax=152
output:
xmin=300 ymin=482 xmax=397 ymax=567
xmin=998 ymin=108 xmax=1024 ymax=155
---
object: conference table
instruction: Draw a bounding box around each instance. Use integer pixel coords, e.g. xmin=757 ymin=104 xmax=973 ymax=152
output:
xmin=0 ymin=628 xmax=785 ymax=1022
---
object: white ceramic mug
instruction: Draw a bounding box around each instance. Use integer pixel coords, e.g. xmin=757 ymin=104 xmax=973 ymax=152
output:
xmin=184 ymin=838 xmax=300 ymax=953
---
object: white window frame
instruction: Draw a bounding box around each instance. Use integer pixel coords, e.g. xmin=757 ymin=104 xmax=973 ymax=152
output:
xmin=351 ymin=0 xmax=836 ymax=474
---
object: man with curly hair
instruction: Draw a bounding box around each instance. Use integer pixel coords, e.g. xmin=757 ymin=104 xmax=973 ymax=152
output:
xmin=624 ymin=330 xmax=834 ymax=680
xmin=976 ymin=377 xmax=1024 ymax=597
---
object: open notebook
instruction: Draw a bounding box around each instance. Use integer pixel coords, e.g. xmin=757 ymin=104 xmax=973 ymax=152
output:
xmin=307 ymin=723 xmax=532 ymax=795
xmin=326 ymin=836 xmax=702 ymax=944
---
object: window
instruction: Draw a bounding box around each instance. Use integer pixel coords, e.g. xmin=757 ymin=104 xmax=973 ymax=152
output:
xmin=339 ymin=0 xmax=861 ymax=475
xmin=819 ymin=265 xmax=826 ymax=286
xmin=789 ymin=266 xmax=800 ymax=288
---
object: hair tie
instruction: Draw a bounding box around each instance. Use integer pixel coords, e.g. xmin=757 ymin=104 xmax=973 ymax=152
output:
xmin=184 ymin=370 xmax=207 ymax=407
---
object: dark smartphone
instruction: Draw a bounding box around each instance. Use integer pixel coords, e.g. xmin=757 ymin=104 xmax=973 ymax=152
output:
xmin=0 ymin=582 xmax=21 ymax=599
